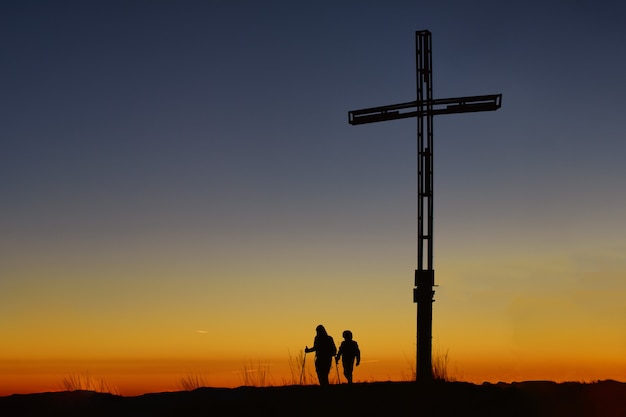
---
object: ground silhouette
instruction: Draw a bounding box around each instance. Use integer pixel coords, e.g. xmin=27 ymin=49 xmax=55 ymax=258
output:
xmin=1 ymin=380 xmax=624 ymax=417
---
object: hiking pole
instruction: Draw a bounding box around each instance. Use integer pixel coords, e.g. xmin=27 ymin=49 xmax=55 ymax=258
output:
xmin=299 ymin=350 xmax=307 ymax=385
xmin=335 ymin=357 xmax=341 ymax=384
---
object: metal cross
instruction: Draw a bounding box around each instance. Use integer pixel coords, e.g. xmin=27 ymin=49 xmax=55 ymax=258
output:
xmin=348 ymin=30 xmax=502 ymax=383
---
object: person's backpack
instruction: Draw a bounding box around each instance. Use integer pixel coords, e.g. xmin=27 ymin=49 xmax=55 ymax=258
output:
xmin=319 ymin=335 xmax=336 ymax=357
xmin=327 ymin=336 xmax=337 ymax=357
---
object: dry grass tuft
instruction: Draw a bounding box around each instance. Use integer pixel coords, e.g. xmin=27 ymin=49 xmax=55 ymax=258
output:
xmin=401 ymin=346 xmax=454 ymax=382
xmin=60 ymin=373 xmax=119 ymax=395
xmin=286 ymin=350 xmax=315 ymax=385
xmin=432 ymin=347 xmax=451 ymax=382
xmin=238 ymin=359 xmax=272 ymax=387
xmin=176 ymin=373 xmax=210 ymax=391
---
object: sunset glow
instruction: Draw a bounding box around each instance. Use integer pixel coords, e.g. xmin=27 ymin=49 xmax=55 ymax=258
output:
xmin=2 ymin=1 xmax=625 ymax=396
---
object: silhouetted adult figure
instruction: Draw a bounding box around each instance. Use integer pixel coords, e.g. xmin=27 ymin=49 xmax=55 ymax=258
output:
xmin=305 ymin=324 xmax=336 ymax=385
xmin=336 ymin=330 xmax=361 ymax=384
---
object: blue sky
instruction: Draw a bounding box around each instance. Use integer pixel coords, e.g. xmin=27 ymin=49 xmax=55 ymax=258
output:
xmin=1 ymin=1 xmax=625 ymax=392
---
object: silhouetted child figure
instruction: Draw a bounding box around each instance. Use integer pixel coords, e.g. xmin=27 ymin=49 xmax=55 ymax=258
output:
xmin=305 ymin=324 xmax=336 ymax=386
xmin=335 ymin=330 xmax=360 ymax=384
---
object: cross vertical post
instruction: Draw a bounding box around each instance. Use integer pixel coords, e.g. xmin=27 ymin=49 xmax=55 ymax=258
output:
xmin=348 ymin=30 xmax=502 ymax=383
xmin=415 ymin=29 xmax=435 ymax=384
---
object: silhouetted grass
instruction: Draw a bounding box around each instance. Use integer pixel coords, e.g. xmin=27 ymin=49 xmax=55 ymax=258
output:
xmin=59 ymin=373 xmax=119 ymax=395
xmin=176 ymin=373 xmax=210 ymax=391
xmin=286 ymin=349 xmax=315 ymax=385
xmin=401 ymin=346 xmax=453 ymax=382
xmin=238 ymin=359 xmax=272 ymax=387
xmin=433 ymin=347 xmax=451 ymax=381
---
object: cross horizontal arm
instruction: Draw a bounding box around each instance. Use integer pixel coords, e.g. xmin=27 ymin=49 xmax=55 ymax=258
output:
xmin=348 ymin=94 xmax=502 ymax=125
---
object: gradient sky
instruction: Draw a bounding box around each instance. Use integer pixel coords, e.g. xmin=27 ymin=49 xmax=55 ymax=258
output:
xmin=2 ymin=1 xmax=625 ymax=395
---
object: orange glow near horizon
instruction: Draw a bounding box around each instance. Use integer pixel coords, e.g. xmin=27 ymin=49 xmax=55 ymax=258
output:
xmin=2 ymin=244 xmax=624 ymax=397
xmin=2 ymin=246 xmax=625 ymax=396
xmin=2 ymin=353 xmax=624 ymax=397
